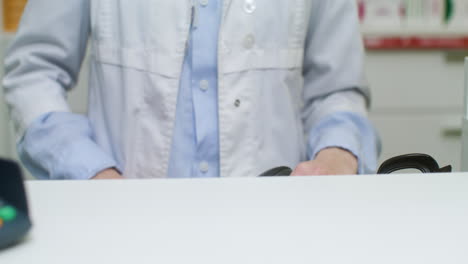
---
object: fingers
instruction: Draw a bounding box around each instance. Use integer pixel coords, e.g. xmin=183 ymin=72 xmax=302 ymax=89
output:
xmin=92 ymin=168 xmax=124 ymax=180
xmin=291 ymin=161 xmax=326 ymax=176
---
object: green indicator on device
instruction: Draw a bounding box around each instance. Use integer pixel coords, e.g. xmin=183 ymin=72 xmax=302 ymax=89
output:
xmin=0 ymin=206 xmax=17 ymax=222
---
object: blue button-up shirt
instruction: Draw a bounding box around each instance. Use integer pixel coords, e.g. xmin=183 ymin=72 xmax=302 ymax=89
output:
xmin=18 ymin=0 xmax=378 ymax=179
xmin=167 ymin=0 xmax=222 ymax=178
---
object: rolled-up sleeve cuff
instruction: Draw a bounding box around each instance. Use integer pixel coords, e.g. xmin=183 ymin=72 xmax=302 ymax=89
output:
xmin=18 ymin=112 xmax=119 ymax=180
xmin=307 ymin=112 xmax=381 ymax=174
xmin=53 ymin=137 xmax=118 ymax=180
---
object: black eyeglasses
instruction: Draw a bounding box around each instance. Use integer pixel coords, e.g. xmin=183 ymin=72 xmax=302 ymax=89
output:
xmin=377 ymin=153 xmax=452 ymax=174
xmin=260 ymin=153 xmax=452 ymax=176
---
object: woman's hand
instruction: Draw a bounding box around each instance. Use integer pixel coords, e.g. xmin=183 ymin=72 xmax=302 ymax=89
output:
xmin=92 ymin=168 xmax=124 ymax=180
xmin=291 ymin=148 xmax=358 ymax=176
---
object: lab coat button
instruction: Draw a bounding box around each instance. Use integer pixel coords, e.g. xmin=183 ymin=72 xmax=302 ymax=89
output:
xmin=234 ymin=99 xmax=241 ymax=107
xmin=199 ymin=162 xmax=209 ymax=173
xmin=199 ymin=80 xmax=209 ymax=91
xmin=244 ymin=0 xmax=256 ymax=13
xmin=243 ymin=34 xmax=255 ymax=49
xmin=200 ymin=0 xmax=209 ymax=7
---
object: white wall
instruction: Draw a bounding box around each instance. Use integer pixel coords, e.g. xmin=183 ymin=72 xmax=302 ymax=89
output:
xmin=0 ymin=34 xmax=12 ymax=159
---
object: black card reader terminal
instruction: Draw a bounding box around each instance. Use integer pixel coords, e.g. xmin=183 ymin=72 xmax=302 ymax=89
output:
xmin=0 ymin=159 xmax=32 ymax=249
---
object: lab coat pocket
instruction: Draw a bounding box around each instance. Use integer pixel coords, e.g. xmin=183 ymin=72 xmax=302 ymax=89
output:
xmin=92 ymin=45 xmax=181 ymax=78
xmin=252 ymin=0 xmax=308 ymax=49
xmin=90 ymin=0 xmax=187 ymax=78
xmin=221 ymin=0 xmax=308 ymax=73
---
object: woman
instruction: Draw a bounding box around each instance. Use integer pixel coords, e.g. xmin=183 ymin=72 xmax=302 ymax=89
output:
xmin=3 ymin=0 xmax=380 ymax=179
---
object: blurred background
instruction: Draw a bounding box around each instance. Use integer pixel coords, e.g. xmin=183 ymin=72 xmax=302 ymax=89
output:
xmin=0 ymin=0 xmax=466 ymax=177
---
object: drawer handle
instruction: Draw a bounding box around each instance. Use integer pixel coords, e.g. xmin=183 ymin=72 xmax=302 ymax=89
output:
xmin=442 ymin=127 xmax=462 ymax=138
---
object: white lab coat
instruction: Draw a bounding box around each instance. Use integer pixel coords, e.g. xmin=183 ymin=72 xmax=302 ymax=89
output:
xmin=4 ymin=0 xmax=369 ymax=178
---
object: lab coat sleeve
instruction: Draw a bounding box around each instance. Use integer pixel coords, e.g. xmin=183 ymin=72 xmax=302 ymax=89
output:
xmin=3 ymin=0 xmax=90 ymax=137
xmin=3 ymin=0 xmax=118 ymax=179
xmin=302 ymin=0 xmax=381 ymax=173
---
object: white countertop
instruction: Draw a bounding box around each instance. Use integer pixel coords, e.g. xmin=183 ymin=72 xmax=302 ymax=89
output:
xmin=2 ymin=174 xmax=468 ymax=264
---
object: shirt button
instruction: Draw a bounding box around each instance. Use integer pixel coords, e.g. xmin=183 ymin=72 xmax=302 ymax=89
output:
xmin=244 ymin=0 xmax=256 ymax=13
xmin=243 ymin=34 xmax=255 ymax=49
xmin=234 ymin=99 xmax=241 ymax=107
xmin=200 ymin=0 xmax=209 ymax=6
xmin=199 ymin=80 xmax=209 ymax=91
xmin=199 ymin=162 xmax=209 ymax=173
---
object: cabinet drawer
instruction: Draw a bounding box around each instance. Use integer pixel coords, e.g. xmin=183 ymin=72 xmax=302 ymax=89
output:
xmin=370 ymin=112 xmax=462 ymax=171
xmin=366 ymin=51 xmax=464 ymax=110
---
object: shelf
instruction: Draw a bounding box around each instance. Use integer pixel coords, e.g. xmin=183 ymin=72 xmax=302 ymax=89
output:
xmin=362 ymin=27 xmax=468 ymax=49
xmin=364 ymin=36 xmax=468 ymax=49
xmin=362 ymin=27 xmax=468 ymax=37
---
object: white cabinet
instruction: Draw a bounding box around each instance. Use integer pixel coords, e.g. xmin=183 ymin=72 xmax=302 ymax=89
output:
xmin=366 ymin=51 xmax=464 ymax=171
